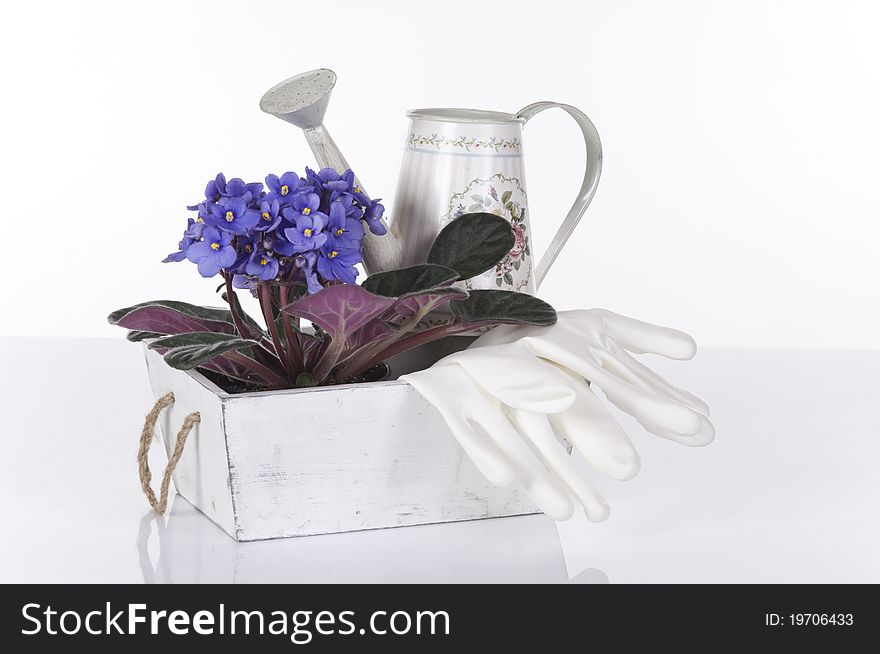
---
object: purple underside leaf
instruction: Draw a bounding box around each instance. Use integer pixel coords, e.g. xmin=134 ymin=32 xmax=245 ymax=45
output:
xmin=281 ymin=284 xmax=397 ymax=343
xmin=109 ymin=301 xmax=237 ymax=336
xmin=334 ymin=287 xmax=468 ymax=372
xmin=352 ymin=287 xmax=467 ymax=345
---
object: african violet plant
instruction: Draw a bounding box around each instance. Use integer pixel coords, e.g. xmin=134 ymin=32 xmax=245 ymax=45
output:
xmin=109 ymin=168 xmax=556 ymax=392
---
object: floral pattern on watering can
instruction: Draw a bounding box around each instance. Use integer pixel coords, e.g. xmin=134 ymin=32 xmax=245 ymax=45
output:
xmin=440 ymin=173 xmax=532 ymax=292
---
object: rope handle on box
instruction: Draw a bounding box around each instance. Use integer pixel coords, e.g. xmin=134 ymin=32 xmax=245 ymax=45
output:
xmin=138 ymin=392 xmax=200 ymax=513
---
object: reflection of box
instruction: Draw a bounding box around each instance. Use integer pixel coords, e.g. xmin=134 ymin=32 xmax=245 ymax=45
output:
xmin=143 ymin=343 xmax=537 ymax=542
xmin=139 ymin=497 xmax=567 ymax=583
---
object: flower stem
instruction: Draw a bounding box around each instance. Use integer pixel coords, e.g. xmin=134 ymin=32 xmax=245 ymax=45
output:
xmin=223 ymin=273 xmax=252 ymax=340
xmin=259 ymin=283 xmax=295 ymax=382
xmin=279 ymin=285 xmax=303 ymax=374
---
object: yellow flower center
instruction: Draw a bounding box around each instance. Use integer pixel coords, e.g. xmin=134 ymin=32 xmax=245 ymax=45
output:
xmin=302 ymin=207 xmax=311 ymax=215
xmin=261 ymin=212 xmax=271 ymax=221
xmin=225 ymin=211 xmax=234 ymax=222
xmin=328 ymin=250 xmax=339 ymax=259
xmin=244 ymin=244 xmax=252 ymax=253
xmin=210 ymin=242 xmax=220 ymax=251
xmin=354 ymin=186 xmax=360 ymax=193
xmin=196 ymin=217 xmax=203 ymax=223
xmin=280 ymin=184 xmax=289 ymax=196
xmin=260 ymin=258 xmax=268 ymax=266
xmin=303 ymin=228 xmax=313 ymax=237
xmin=335 ymin=228 xmax=344 ymax=236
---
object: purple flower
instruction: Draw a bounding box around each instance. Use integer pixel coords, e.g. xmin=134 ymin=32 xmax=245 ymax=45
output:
xmin=265 ymin=172 xmax=301 ymax=203
xmin=267 ymin=231 xmax=298 ymax=257
xmin=351 ymin=185 xmax=370 ymax=207
xmin=326 ymin=200 xmax=365 ymax=249
xmin=306 ymin=167 xmax=354 ymax=198
xmin=285 ymin=192 xmax=322 ymax=222
xmin=245 ymin=250 xmax=280 ymax=281
xmin=293 ymin=251 xmax=323 ymax=294
xmin=230 ymin=235 xmax=259 ymax=274
xmin=185 ymin=226 xmax=236 ymax=277
xmin=363 ymin=198 xmax=387 ymax=235
xmin=284 ymin=213 xmax=327 ymax=252
xmin=206 ymin=197 xmax=260 ymax=235
xmin=232 ymin=273 xmax=258 ymax=291
xmin=185 ymin=216 xmax=207 ymax=239
xmin=191 ymin=173 xmax=225 ymax=206
xmin=222 ymin=177 xmax=263 ymax=201
xmin=163 ymin=218 xmax=200 ymax=263
xmin=317 ymin=244 xmax=360 ymax=284
xmin=255 ymin=199 xmax=282 ymax=232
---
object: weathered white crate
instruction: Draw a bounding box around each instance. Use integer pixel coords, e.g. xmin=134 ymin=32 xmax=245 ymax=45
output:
xmin=143 ymin=344 xmax=537 ymax=541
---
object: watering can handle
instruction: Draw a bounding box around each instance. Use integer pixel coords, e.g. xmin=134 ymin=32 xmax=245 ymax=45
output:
xmin=516 ymin=102 xmax=602 ymax=289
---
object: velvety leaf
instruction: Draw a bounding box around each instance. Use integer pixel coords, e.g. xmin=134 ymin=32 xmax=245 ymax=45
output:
xmin=392 ymin=287 xmax=468 ymax=320
xmin=281 ymin=284 xmax=396 ymax=342
xmin=149 ymin=332 xmax=258 ymax=370
xmin=361 ymin=264 xmax=459 ymax=297
xmin=450 ymin=290 xmax=557 ymax=326
xmin=108 ymin=300 xmax=236 ymax=336
xmin=346 ymin=287 xmax=467 ymax=351
xmin=198 ymin=358 xmax=266 ymax=388
xmin=126 ymin=330 xmax=164 ymax=342
xmin=148 ymin=339 xmax=276 ymax=388
xmin=427 ymin=212 xmax=515 ymax=279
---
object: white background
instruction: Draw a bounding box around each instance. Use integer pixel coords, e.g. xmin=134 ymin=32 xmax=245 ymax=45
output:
xmin=1 ymin=0 xmax=877 ymax=348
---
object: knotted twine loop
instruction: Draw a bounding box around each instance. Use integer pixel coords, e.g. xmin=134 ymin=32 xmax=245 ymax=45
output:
xmin=137 ymin=392 xmax=200 ymax=513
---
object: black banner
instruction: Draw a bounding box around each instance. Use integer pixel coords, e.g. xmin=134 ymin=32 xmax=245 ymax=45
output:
xmin=1 ymin=584 xmax=875 ymax=650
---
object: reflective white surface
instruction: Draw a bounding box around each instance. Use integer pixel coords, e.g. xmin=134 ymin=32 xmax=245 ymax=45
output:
xmin=0 ymin=338 xmax=877 ymax=583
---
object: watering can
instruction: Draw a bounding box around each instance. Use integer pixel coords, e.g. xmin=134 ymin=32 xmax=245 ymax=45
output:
xmin=260 ymin=69 xmax=602 ymax=292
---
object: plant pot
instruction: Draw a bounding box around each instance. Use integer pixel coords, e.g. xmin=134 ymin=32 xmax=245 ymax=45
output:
xmin=143 ymin=340 xmax=539 ymax=541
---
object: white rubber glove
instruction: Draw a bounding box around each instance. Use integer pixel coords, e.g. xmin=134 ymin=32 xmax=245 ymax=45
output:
xmin=401 ymin=309 xmax=713 ymax=522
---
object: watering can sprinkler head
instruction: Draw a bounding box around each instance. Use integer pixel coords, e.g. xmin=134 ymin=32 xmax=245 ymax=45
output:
xmin=259 ymin=68 xmax=337 ymax=130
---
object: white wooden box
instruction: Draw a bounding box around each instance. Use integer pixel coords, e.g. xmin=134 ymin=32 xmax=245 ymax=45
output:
xmin=143 ymin=344 xmax=537 ymax=541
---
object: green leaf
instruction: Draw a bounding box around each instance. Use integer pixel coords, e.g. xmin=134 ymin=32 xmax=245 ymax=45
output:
xmin=450 ymin=290 xmax=556 ymax=326
xmin=149 ymin=332 xmax=258 ymax=370
xmin=503 ymin=272 xmax=514 ymax=286
xmin=361 ymin=263 xmax=459 ymax=297
xmin=501 ymin=190 xmax=512 ymax=204
xmin=295 ymin=372 xmax=318 ymax=387
xmin=126 ymin=330 xmax=164 ymax=342
xmin=427 ymin=212 xmax=515 ymax=280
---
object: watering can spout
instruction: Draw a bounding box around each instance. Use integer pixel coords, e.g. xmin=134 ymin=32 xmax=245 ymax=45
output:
xmin=260 ymin=68 xmax=403 ymax=274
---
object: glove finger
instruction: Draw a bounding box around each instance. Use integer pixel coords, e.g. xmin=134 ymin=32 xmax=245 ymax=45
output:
xmin=476 ymin=408 xmax=574 ymax=520
xmin=604 ymin=342 xmax=710 ymax=416
xmin=647 ymin=413 xmax=716 ymax=447
xmin=401 ymin=367 xmax=516 ymax=485
xmin=547 ymin=369 xmax=641 ymax=480
xmin=594 ymin=310 xmax=697 ymax=360
xmin=509 ymin=409 xmax=611 ymax=522
xmin=403 ymin=364 xmax=574 ymax=516
xmin=525 ymin=339 xmax=705 ymax=436
xmin=450 ymin=344 xmax=576 ymax=414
